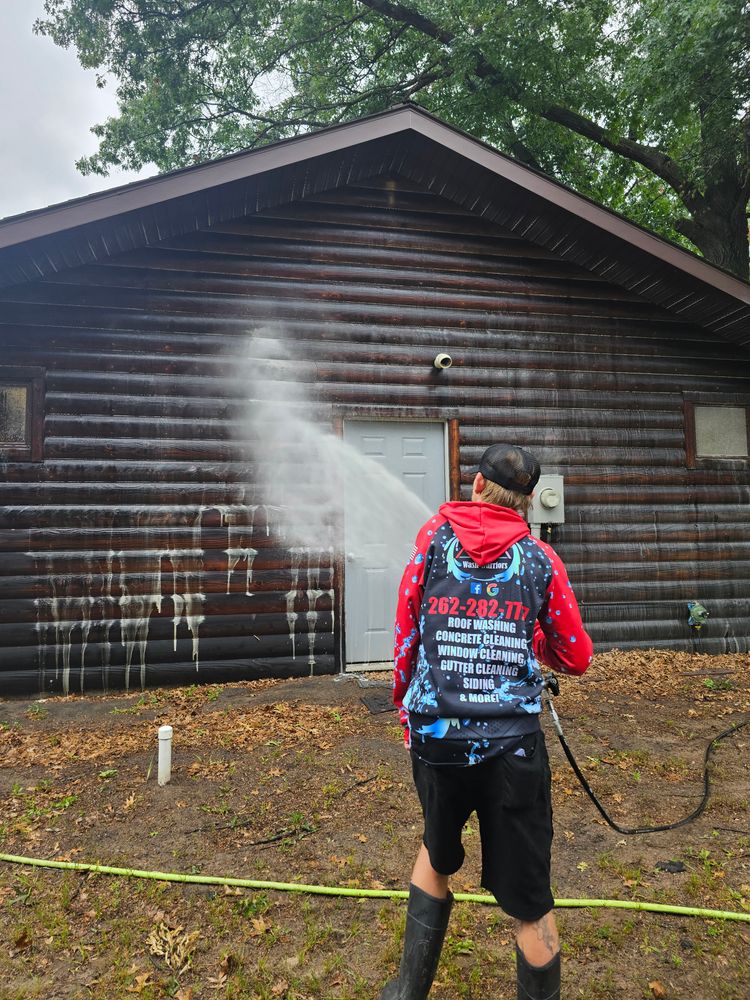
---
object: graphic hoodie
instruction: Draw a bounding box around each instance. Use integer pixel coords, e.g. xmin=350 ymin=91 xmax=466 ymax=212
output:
xmin=393 ymin=502 xmax=592 ymax=756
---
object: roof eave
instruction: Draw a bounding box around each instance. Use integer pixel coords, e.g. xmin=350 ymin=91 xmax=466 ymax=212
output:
xmin=1 ymin=103 xmax=748 ymax=310
xmin=0 ymin=106 xmax=418 ymax=250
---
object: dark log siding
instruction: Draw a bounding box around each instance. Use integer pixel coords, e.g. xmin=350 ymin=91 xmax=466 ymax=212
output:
xmin=1 ymin=175 xmax=749 ymax=694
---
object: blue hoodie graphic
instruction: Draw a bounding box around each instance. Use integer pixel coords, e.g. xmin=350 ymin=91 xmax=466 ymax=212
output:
xmin=393 ymin=502 xmax=592 ymax=760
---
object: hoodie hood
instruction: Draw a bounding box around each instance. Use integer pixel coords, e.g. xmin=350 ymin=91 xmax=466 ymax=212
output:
xmin=438 ymin=501 xmax=530 ymax=566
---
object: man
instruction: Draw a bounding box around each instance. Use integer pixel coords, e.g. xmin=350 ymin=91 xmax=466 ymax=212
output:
xmin=382 ymin=444 xmax=593 ymax=1000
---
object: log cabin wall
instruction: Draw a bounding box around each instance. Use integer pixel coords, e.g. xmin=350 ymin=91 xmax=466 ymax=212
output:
xmin=1 ymin=172 xmax=749 ymax=695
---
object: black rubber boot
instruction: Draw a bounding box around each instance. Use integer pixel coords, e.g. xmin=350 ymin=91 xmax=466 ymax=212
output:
xmin=379 ymin=883 xmax=453 ymax=999
xmin=516 ymin=944 xmax=561 ymax=1000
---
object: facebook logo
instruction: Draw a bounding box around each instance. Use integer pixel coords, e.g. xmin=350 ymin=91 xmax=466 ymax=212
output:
xmin=469 ymin=582 xmax=483 ymax=595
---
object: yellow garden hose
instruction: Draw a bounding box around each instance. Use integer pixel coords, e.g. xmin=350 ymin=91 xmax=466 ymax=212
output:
xmin=2 ymin=852 xmax=749 ymax=923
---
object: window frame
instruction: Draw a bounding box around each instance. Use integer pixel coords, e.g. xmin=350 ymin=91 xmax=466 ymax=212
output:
xmin=683 ymin=394 xmax=750 ymax=469
xmin=0 ymin=366 xmax=45 ymax=462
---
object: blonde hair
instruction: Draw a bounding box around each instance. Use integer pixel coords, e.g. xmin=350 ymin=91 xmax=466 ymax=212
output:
xmin=480 ymin=478 xmax=532 ymax=519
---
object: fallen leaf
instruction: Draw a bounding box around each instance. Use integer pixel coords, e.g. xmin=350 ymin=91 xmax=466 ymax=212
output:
xmin=125 ymin=971 xmax=154 ymax=994
xmin=147 ymin=921 xmax=200 ymax=974
xmin=649 ymin=981 xmax=667 ymax=999
xmin=220 ymin=953 xmax=241 ymax=976
xmin=249 ymin=917 xmax=271 ymax=937
xmin=13 ymin=929 xmax=32 ymax=951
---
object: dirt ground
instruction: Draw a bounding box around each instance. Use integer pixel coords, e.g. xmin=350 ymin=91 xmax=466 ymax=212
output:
xmin=1 ymin=650 xmax=749 ymax=1000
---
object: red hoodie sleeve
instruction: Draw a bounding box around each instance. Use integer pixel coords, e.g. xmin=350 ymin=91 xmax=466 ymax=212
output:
xmin=393 ymin=518 xmax=439 ymax=743
xmin=532 ymin=541 xmax=593 ymax=676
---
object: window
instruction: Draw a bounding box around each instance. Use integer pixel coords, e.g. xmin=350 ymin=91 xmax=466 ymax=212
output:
xmin=684 ymin=399 xmax=750 ymax=468
xmin=0 ymin=367 xmax=44 ymax=462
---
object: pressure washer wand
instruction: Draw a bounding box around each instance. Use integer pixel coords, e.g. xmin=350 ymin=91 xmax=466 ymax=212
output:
xmin=541 ymin=673 xmax=563 ymax=740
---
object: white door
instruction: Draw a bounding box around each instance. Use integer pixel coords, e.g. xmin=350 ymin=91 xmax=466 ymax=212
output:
xmin=343 ymin=421 xmax=447 ymax=666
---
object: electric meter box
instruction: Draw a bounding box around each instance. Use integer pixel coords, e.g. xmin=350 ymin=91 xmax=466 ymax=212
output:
xmin=529 ymin=474 xmax=565 ymax=525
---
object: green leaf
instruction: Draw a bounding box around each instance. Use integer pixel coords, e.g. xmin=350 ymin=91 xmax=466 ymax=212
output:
xmin=34 ymin=1 xmax=750 ymax=276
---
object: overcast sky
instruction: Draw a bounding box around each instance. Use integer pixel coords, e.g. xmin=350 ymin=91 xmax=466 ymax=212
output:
xmin=0 ymin=0 xmax=154 ymax=221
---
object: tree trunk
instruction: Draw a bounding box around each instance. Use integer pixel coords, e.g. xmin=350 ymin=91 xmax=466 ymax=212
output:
xmin=675 ymin=181 xmax=749 ymax=280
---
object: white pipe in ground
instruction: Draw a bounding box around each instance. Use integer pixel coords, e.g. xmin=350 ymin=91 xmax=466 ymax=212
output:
xmin=158 ymin=725 xmax=173 ymax=786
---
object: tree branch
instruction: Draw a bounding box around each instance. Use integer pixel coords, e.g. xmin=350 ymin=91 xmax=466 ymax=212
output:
xmin=196 ymin=62 xmax=449 ymax=151
xmin=535 ymin=104 xmax=694 ymax=205
xmin=497 ymin=120 xmax=544 ymax=173
xmin=356 ymin=0 xmax=692 ymax=202
xmin=356 ymin=0 xmax=453 ymax=46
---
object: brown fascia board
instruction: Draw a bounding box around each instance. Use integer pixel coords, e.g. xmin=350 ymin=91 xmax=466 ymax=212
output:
xmin=409 ymin=112 xmax=750 ymax=309
xmin=1 ymin=103 xmax=749 ymax=309
xmin=0 ymin=107 xmax=418 ymax=248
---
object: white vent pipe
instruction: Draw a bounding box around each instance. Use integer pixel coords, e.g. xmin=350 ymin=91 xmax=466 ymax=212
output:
xmin=158 ymin=725 xmax=173 ymax=786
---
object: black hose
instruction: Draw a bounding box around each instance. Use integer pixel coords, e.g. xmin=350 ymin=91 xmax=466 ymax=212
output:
xmin=546 ymin=697 xmax=749 ymax=835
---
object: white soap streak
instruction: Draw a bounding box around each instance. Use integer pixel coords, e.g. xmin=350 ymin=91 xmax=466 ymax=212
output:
xmin=283 ymin=547 xmax=335 ymax=672
xmin=119 ymin=603 xmax=155 ymax=692
xmin=168 ymin=565 xmax=205 ymax=670
xmin=29 ymin=511 xmax=224 ymax=691
xmin=306 ymin=552 xmax=321 ymax=672
xmin=159 ymin=550 xmax=205 ymax=674
xmin=225 ymin=505 xmax=259 ymax=595
xmin=305 ymin=598 xmax=320 ymax=674
xmin=301 ymin=549 xmax=335 ymax=676
xmin=117 ymin=543 xmax=162 ymax=691
xmin=286 ymin=547 xmax=306 ymax=659
xmin=35 ymin=558 xmax=98 ymax=695
xmin=79 ymin=597 xmax=95 ymax=692
xmin=172 ymin=593 xmax=184 ymax=652
xmin=326 ymin=546 xmax=336 ymax=646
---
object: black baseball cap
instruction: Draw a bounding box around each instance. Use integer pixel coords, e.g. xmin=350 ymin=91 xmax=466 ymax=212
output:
xmin=478 ymin=444 xmax=540 ymax=496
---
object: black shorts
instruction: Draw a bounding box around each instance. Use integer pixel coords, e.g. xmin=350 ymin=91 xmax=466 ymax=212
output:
xmin=410 ymin=731 xmax=554 ymax=922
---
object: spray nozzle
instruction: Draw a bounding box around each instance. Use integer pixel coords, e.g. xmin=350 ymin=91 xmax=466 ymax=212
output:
xmin=542 ymin=674 xmax=560 ymax=696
